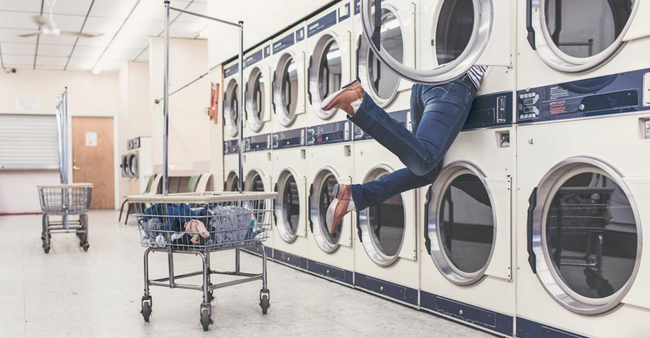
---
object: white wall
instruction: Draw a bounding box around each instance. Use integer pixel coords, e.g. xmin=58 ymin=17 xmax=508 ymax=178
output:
xmin=207 ymin=0 xmax=337 ymax=66
xmin=149 ymin=37 xmax=211 ymax=174
xmin=0 ymin=69 xmax=119 ymax=214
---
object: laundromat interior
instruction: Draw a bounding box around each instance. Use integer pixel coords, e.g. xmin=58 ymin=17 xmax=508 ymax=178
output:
xmin=1 ymin=0 xmax=649 ymax=337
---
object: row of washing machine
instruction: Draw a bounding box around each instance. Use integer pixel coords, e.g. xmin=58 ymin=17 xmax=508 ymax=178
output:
xmin=218 ymin=0 xmax=650 ymax=337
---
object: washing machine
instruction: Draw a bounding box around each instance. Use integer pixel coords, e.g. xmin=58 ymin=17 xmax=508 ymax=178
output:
xmin=306 ymin=0 xmax=354 ymax=125
xmin=243 ymin=132 xmax=274 ymax=257
xmin=244 ymin=42 xmax=273 ymax=138
xmin=352 ymin=0 xmax=415 ymax=111
xmin=305 ymin=119 xmax=354 ymax=285
xmin=272 ymin=22 xmax=308 ymax=133
xmin=223 ymin=59 xmax=243 ymax=192
xmin=515 ymin=1 xmax=650 ymax=337
xmin=352 ymin=109 xmax=421 ymax=306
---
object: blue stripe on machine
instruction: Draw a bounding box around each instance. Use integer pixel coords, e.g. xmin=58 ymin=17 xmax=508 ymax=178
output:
xmin=354 ymin=273 xmax=418 ymax=306
xmin=307 ymin=260 xmax=353 ymax=284
xmin=224 ymin=63 xmax=239 ymax=77
xmin=308 ymin=10 xmax=338 ymax=38
xmin=420 ymin=291 xmax=514 ymax=337
xmin=338 ymin=2 xmax=351 ymax=22
xmin=354 ymin=109 xmax=408 ymax=141
xmin=244 ymin=134 xmax=272 ymax=152
xmin=264 ymin=45 xmax=271 ymax=58
xmin=274 ymin=32 xmax=295 ymax=54
xmin=244 ymin=49 xmax=264 ymax=68
xmin=516 ymin=317 xmax=589 ymax=338
xmin=273 ymin=128 xmax=306 ymax=149
xmin=307 ymin=121 xmax=351 ymax=146
xmin=273 ymin=249 xmax=308 ymax=270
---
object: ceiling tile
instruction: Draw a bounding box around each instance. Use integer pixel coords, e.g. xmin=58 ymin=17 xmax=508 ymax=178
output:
xmin=2 ymin=55 xmax=33 ymax=66
xmin=36 ymin=64 xmax=65 ymax=70
xmin=37 ymin=44 xmax=73 ymax=57
xmin=105 ymin=47 xmax=144 ymax=60
xmin=121 ymin=20 xmax=165 ymax=36
xmin=136 ymin=52 xmax=149 ymax=62
xmin=174 ymin=2 xmax=207 ymax=23
xmin=0 ymin=28 xmax=39 ymax=44
xmin=169 ymin=22 xmax=204 ymax=39
xmin=66 ymin=57 xmax=95 ymax=69
xmin=35 ymin=55 xmax=68 ymax=66
xmin=70 ymin=45 xmax=103 ymax=59
xmin=1 ymin=42 xmax=36 ymax=56
xmin=50 ymin=0 xmax=94 ymax=16
xmin=75 ymin=34 xmax=113 ymax=47
xmin=0 ymin=0 xmax=41 ymax=13
xmin=82 ymin=16 xmax=122 ymax=36
xmin=89 ymin=0 xmax=137 ymax=19
xmin=0 ymin=11 xmax=40 ymax=30
xmin=38 ymin=34 xmax=77 ymax=45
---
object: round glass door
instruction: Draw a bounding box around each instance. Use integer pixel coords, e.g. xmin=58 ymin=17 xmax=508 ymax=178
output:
xmin=246 ymin=67 xmax=266 ymax=132
xmin=532 ymin=159 xmax=641 ymax=315
xmin=246 ymin=171 xmax=267 ymax=224
xmin=128 ymin=154 xmax=138 ymax=177
xmin=276 ymin=170 xmax=301 ymax=242
xmin=273 ymin=53 xmax=300 ymax=127
xmin=310 ymin=169 xmax=343 ymax=252
xmin=358 ymin=168 xmax=405 ymax=266
xmin=224 ymin=79 xmax=239 ymax=137
xmin=529 ymin=0 xmax=637 ymax=72
xmin=310 ymin=35 xmax=343 ymax=119
xmin=358 ymin=8 xmax=404 ymax=108
xmin=225 ymin=172 xmax=240 ymax=192
xmin=359 ymin=0 xmax=492 ymax=84
xmin=427 ymin=164 xmax=495 ymax=285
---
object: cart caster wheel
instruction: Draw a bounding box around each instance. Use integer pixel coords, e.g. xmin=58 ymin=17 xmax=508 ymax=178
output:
xmin=82 ymin=243 xmax=90 ymax=252
xmin=141 ymin=301 xmax=152 ymax=322
xmin=43 ymin=246 xmax=50 ymax=254
xmin=260 ymin=294 xmax=270 ymax=314
xmin=200 ymin=310 xmax=211 ymax=331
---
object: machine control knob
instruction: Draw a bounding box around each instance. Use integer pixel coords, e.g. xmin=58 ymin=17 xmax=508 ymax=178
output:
xmin=380 ymin=286 xmax=384 ymax=291
xmin=579 ymin=104 xmax=585 ymax=111
xmin=458 ymin=310 xmax=464 ymax=316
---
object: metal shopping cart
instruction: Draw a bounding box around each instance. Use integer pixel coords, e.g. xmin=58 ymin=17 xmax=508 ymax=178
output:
xmin=129 ymin=191 xmax=276 ymax=331
xmin=37 ymin=184 xmax=93 ymax=254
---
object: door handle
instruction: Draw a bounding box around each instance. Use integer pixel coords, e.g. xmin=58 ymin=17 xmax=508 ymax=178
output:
xmin=73 ymin=160 xmax=80 ymax=171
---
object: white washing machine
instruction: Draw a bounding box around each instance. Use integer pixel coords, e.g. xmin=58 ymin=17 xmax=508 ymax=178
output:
xmin=244 ymin=42 xmax=273 ymax=138
xmin=515 ymin=1 xmax=650 ymax=337
xmin=352 ymin=0 xmax=415 ymax=111
xmin=306 ymin=0 xmax=354 ymax=125
xmin=243 ymin=133 xmax=274 ymax=257
xmin=352 ymin=110 xmax=420 ymax=307
xmin=223 ymin=60 xmax=242 ymax=192
xmin=272 ymin=22 xmax=308 ymax=133
xmin=270 ymin=128 xmax=309 ymax=269
xmin=306 ymin=119 xmax=354 ymax=285
xmin=418 ymin=93 xmax=516 ymax=336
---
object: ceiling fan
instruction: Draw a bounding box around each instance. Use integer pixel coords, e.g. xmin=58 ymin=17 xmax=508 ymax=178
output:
xmin=18 ymin=0 xmax=102 ymax=39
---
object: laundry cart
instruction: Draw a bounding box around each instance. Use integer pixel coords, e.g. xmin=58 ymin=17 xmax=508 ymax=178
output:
xmin=37 ymin=184 xmax=93 ymax=254
xmin=130 ymin=191 xmax=276 ymax=331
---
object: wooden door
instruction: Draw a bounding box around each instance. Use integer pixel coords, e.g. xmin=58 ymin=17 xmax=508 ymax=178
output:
xmin=72 ymin=117 xmax=115 ymax=209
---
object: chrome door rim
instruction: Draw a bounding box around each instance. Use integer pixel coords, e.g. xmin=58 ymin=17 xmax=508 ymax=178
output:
xmin=531 ymin=157 xmax=642 ymax=315
xmin=358 ymin=164 xmax=405 ymax=267
xmin=356 ymin=5 xmax=403 ymax=109
xmin=274 ymin=52 xmax=300 ymax=127
xmin=427 ymin=161 xmax=496 ymax=286
xmin=530 ymin=0 xmax=639 ymax=73
xmin=360 ymin=0 xmax=493 ymax=84
xmin=246 ymin=66 xmax=266 ymax=133
xmin=224 ymin=78 xmax=239 ymax=137
xmin=308 ymin=33 xmax=344 ymax=120
xmin=275 ymin=168 xmax=301 ymax=243
xmin=310 ymin=167 xmax=342 ymax=253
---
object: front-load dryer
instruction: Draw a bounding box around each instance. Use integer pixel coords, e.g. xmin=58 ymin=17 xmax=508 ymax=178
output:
xmin=243 ymin=133 xmax=274 ymax=257
xmin=419 ymin=93 xmax=516 ymax=337
xmin=244 ymin=42 xmax=273 ymax=138
xmin=272 ymin=22 xmax=308 ymax=133
xmin=223 ymin=59 xmax=243 ymax=192
xmin=515 ymin=73 xmax=650 ymax=338
xmin=352 ymin=110 xmax=420 ymax=307
xmin=306 ymin=0 xmax=354 ymax=125
xmin=306 ymin=119 xmax=354 ymax=285
xmin=352 ymin=0 xmax=415 ymax=111
xmin=270 ymin=129 xmax=309 ymax=270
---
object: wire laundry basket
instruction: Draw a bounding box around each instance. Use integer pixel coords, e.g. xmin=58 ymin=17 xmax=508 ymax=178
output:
xmin=37 ymin=184 xmax=93 ymax=215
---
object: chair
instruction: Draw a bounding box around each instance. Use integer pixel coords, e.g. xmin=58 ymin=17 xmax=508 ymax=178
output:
xmin=185 ymin=173 xmax=202 ymax=193
xmin=119 ymin=174 xmax=157 ymax=225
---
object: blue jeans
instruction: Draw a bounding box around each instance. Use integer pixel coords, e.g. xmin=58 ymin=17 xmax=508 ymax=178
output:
xmin=349 ymin=74 xmax=477 ymax=210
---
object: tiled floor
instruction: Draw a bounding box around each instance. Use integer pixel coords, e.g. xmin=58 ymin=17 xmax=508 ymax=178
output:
xmin=0 ymin=211 xmax=494 ymax=338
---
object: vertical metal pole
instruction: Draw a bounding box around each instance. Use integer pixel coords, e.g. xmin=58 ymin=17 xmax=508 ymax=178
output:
xmin=237 ymin=21 xmax=245 ymax=193
xmin=163 ymin=0 xmax=171 ymax=196
xmin=63 ymin=87 xmax=69 ymax=185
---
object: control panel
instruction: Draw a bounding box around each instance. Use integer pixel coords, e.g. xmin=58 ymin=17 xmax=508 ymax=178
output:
xmin=273 ymin=128 xmax=306 ymax=150
xmin=307 ymin=121 xmax=351 ymax=146
xmin=244 ymin=134 xmax=272 ymax=152
xmin=462 ymin=91 xmax=513 ymax=130
xmin=518 ymin=68 xmax=649 ymax=124
xmin=354 ymin=110 xmax=409 ymax=141
xmin=223 ymin=139 xmax=239 ymax=155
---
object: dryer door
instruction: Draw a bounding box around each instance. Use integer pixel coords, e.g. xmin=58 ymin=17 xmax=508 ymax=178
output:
xmin=526 ymin=0 xmax=639 ymax=72
xmin=275 ymin=169 xmax=307 ymax=242
xmin=245 ymin=66 xmax=269 ymax=132
xmin=359 ymin=0 xmax=511 ymax=84
xmin=273 ymin=50 xmax=306 ymax=127
xmin=224 ymin=78 xmax=240 ymax=137
xmin=310 ymin=167 xmax=353 ymax=253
